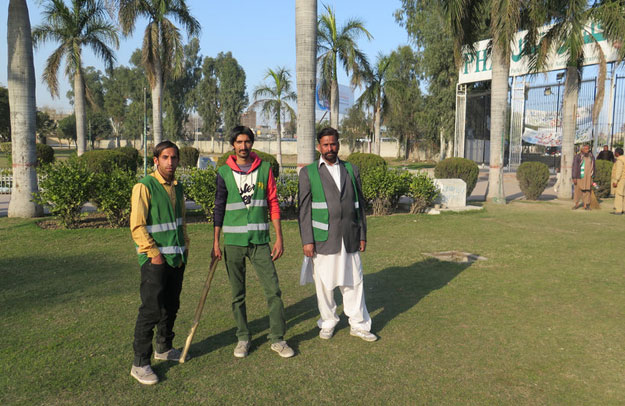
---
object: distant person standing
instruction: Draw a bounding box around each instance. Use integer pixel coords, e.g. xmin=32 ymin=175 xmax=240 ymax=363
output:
xmin=611 ymin=148 xmax=625 ymax=214
xmin=572 ymin=144 xmax=595 ymax=210
xmin=129 ymin=141 xmax=189 ymax=385
xmin=597 ymin=145 xmax=615 ymax=162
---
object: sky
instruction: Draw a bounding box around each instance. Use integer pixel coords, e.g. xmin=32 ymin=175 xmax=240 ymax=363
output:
xmin=0 ymin=0 xmax=410 ymax=114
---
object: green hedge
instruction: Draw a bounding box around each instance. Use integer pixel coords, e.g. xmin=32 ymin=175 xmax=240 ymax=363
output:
xmin=346 ymin=152 xmax=387 ymax=177
xmin=217 ymin=149 xmax=279 ymax=179
xmin=81 ymin=149 xmax=138 ymax=173
xmin=181 ymin=167 xmax=217 ymax=221
xmin=594 ymin=159 xmax=613 ymax=198
xmin=277 ymin=169 xmax=299 ymax=216
xmin=180 ymin=146 xmax=200 ymax=168
xmin=434 ymin=158 xmax=479 ymax=197
xmin=1 ymin=142 xmax=55 ymax=166
xmin=361 ymin=166 xmax=412 ymax=215
xmin=516 ymin=161 xmax=550 ymax=200
xmin=407 ymin=172 xmax=439 ymax=213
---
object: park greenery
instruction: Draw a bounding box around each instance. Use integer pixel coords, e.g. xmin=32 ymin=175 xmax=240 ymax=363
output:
xmin=516 ymin=161 xmax=550 ymax=200
xmin=3 ymin=202 xmax=625 ymax=404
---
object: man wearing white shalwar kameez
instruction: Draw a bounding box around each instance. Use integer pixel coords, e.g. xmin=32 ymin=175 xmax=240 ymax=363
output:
xmin=298 ymin=127 xmax=377 ymax=342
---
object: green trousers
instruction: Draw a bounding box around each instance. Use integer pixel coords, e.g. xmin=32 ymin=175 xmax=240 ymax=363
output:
xmin=223 ymin=243 xmax=286 ymax=343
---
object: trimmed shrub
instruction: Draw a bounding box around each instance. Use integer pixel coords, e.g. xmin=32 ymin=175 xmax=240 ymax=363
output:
xmin=434 ymin=158 xmax=479 ymax=197
xmin=346 ymin=152 xmax=387 ymax=177
xmin=516 ymin=161 xmax=550 ymax=200
xmin=180 ymin=146 xmax=200 ymax=168
xmin=1 ymin=142 xmax=55 ymax=166
xmin=81 ymin=149 xmax=137 ymax=173
xmin=33 ymin=158 xmax=95 ymax=228
xmin=407 ymin=172 xmax=439 ymax=213
xmin=116 ymin=146 xmax=141 ymax=168
xmin=594 ymin=159 xmax=613 ymax=198
xmin=361 ymin=166 xmax=412 ymax=215
xmin=217 ymin=149 xmax=279 ymax=179
xmin=181 ymin=167 xmax=217 ymax=221
xmin=36 ymin=143 xmax=55 ymax=165
xmin=277 ymin=169 xmax=299 ymax=216
xmin=91 ymin=167 xmax=136 ymax=227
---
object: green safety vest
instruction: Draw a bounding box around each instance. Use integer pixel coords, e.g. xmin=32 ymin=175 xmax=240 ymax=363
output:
xmin=219 ymin=161 xmax=271 ymax=246
xmin=306 ymin=161 xmax=360 ymax=242
xmin=136 ymin=175 xmax=186 ymax=267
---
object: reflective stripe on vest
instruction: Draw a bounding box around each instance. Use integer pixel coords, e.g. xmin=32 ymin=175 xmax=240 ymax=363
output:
xmin=219 ymin=162 xmax=271 ymax=246
xmin=145 ymin=217 xmax=184 ymax=233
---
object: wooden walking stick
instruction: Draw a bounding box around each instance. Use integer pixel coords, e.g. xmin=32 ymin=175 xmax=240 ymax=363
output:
xmin=179 ymin=256 xmax=220 ymax=363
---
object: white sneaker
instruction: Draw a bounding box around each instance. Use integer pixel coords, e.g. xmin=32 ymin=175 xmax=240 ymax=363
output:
xmin=270 ymin=340 xmax=295 ymax=358
xmin=234 ymin=341 xmax=250 ymax=358
xmin=319 ymin=327 xmax=334 ymax=340
xmin=154 ymin=347 xmax=184 ymax=361
xmin=130 ymin=364 xmax=159 ymax=385
xmin=350 ymin=328 xmax=377 ymax=342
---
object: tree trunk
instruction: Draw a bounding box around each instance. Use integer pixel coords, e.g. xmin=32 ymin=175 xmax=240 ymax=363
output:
xmin=296 ymin=0 xmax=317 ymax=168
xmin=74 ymin=68 xmax=87 ymax=156
xmin=330 ymin=78 xmax=339 ymax=129
xmin=374 ymin=103 xmax=381 ymax=155
xmin=7 ymin=0 xmax=42 ymax=217
xmin=558 ymin=65 xmax=579 ymax=200
xmin=487 ymin=44 xmax=508 ymax=204
xmin=276 ymin=115 xmax=283 ymax=168
xmin=152 ymin=61 xmax=164 ymax=145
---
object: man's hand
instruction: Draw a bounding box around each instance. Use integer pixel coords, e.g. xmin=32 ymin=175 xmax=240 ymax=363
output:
xmin=573 ymin=179 xmax=578 ymax=185
xmin=613 ymin=182 xmax=618 ymax=188
xmin=359 ymin=240 xmax=366 ymax=252
xmin=303 ymin=243 xmax=315 ymax=257
xmin=151 ymin=253 xmax=165 ymax=265
xmin=211 ymin=242 xmax=222 ymax=261
xmin=271 ymin=238 xmax=284 ymax=261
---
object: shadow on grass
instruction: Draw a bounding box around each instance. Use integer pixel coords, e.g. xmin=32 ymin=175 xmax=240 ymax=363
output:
xmin=365 ymin=258 xmax=471 ymax=334
xmin=183 ymin=257 xmax=470 ymax=362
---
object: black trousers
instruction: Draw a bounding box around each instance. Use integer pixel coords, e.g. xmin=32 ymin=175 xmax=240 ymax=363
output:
xmin=133 ymin=260 xmax=185 ymax=366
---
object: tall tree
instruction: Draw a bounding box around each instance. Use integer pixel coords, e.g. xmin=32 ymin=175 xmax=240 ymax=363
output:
xmin=7 ymin=0 xmax=42 ymax=217
xmin=103 ymin=65 xmax=132 ymax=146
xmin=253 ymin=67 xmax=297 ymax=168
xmin=197 ymin=56 xmax=221 ymax=142
xmin=117 ymin=0 xmax=200 ymax=144
xmin=296 ymin=0 xmax=317 ymax=168
xmin=395 ymin=0 xmax=458 ymax=159
xmin=356 ymin=53 xmax=393 ymax=155
xmin=385 ymin=46 xmax=424 ymax=159
xmin=36 ymin=110 xmax=57 ymax=144
xmin=215 ymin=52 xmax=248 ymax=135
xmin=532 ymin=0 xmax=625 ymax=200
xmin=33 ymin=0 xmax=119 ymax=156
xmin=340 ymin=104 xmax=369 ymax=153
xmin=317 ymin=4 xmax=372 ymax=129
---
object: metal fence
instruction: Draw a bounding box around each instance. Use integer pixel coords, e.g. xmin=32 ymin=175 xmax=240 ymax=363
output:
xmin=0 ymin=174 xmax=11 ymax=194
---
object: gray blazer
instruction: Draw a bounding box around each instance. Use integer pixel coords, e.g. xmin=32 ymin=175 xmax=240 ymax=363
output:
xmin=298 ymin=160 xmax=367 ymax=255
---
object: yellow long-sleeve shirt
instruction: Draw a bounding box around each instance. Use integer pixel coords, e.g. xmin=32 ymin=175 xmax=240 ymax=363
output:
xmin=130 ymin=170 xmax=190 ymax=260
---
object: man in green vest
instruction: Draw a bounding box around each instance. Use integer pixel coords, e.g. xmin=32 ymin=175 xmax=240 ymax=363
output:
xmin=298 ymin=127 xmax=377 ymax=342
xmin=212 ymin=126 xmax=294 ymax=358
xmin=129 ymin=141 xmax=189 ymax=385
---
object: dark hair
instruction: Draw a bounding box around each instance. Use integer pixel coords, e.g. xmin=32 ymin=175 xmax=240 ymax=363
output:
xmin=616 ymin=148 xmax=624 ymax=155
xmin=153 ymin=140 xmax=179 ymax=158
xmin=230 ymin=126 xmax=255 ymax=145
xmin=317 ymin=127 xmax=340 ymax=143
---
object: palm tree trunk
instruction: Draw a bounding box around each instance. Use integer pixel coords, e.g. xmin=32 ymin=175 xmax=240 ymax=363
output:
xmin=7 ymin=0 xmax=42 ymax=218
xmin=374 ymin=103 xmax=381 ymax=155
xmin=74 ymin=69 xmax=87 ymax=156
xmin=295 ymin=0 xmax=317 ymax=168
xmin=276 ymin=115 xmax=283 ymax=168
xmin=152 ymin=61 xmax=164 ymax=145
xmin=330 ymin=78 xmax=339 ymax=129
xmin=487 ymin=44 xmax=508 ymax=204
xmin=558 ymin=66 xmax=579 ymax=200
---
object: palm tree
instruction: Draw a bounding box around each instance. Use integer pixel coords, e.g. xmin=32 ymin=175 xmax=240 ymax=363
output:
xmin=117 ymin=0 xmax=200 ymax=145
xmin=317 ymin=4 xmax=372 ymax=129
xmin=7 ymin=0 xmax=42 ymax=217
xmin=253 ymin=67 xmax=297 ymax=168
xmin=356 ymin=53 xmax=393 ymax=155
xmin=444 ymin=0 xmax=531 ymax=204
xmin=533 ymin=0 xmax=625 ymax=200
xmin=33 ymin=0 xmax=119 ymax=156
xmin=296 ymin=0 xmax=317 ymax=168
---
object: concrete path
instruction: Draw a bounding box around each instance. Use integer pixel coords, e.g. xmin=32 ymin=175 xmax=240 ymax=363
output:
xmin=0 ymin=168 xmax=564 ymax=218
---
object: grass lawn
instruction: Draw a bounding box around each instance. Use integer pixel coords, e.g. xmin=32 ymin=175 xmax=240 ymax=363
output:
xmin=1 ymin=201 xmax=624 ymax=405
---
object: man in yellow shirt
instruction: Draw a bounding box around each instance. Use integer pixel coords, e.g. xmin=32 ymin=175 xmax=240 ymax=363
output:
xmin=129 ymin=141 xmax=189 ymax=385
xmin=611 ymin=148 xmax=625 ymax=215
